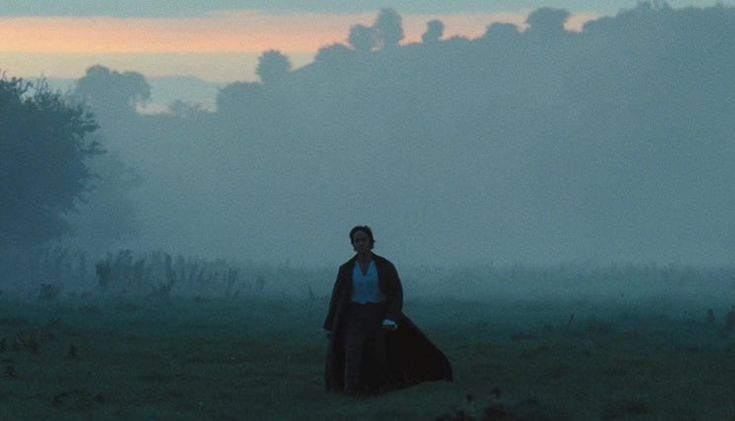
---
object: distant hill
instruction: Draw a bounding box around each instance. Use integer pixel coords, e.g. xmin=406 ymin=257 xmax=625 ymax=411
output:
xmin=44 ymin=75 xmax=222 ymax=113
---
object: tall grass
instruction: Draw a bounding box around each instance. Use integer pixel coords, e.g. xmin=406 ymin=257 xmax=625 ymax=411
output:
xmin=1 ymin=246 xmax=734 ymax=310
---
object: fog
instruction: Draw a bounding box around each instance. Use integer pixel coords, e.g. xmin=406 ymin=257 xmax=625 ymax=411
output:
xmin=21 ymin=3 xmax=735 ymax=268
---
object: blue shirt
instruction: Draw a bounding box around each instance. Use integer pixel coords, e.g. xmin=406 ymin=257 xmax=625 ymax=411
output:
xmin=351 ymin=261 xmax=386 ymax=304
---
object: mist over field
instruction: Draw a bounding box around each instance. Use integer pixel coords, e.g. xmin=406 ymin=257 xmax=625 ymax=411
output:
xmin=4 ymin=4 xmax=735 ymax=419
xmin=4 ymin=2 xmax=735 ymax=274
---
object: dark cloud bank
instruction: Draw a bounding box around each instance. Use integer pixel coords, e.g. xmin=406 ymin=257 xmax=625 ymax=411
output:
xmin=8 ymin=3 xmax=735 ymax=267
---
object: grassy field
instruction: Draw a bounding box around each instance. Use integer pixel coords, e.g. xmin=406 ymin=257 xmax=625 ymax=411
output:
xmin=1 ymin=282 xmax=735 ymax=420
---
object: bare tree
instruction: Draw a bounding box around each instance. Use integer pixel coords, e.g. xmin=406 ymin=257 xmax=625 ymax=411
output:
xmin=315 ymin=43 xmax=354 ymax=64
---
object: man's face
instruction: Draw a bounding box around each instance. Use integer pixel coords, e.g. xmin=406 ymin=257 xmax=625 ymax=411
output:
xmin=351 ymin=231 xmax=371 ymax=254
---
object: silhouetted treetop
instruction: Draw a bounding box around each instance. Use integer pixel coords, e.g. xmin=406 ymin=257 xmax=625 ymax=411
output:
xmin=348 ymin=24 xmax=377 ymax=53
xmin=482 ymin=22 xmax=521 ymax=42
xmin=256 ymin=50 xmax=292 ymax=84
xmin=374 ymin=8 xmax=404 ymax=49
xmin=315 ymin=43 xmax=354 ymax=64
xmin=74 ymin=65 xmax=150 ymax=117
xmin=422 ymin=19 xmax=445 ymax=44
xmin=526 ymin=7 xmax=571 ymax=37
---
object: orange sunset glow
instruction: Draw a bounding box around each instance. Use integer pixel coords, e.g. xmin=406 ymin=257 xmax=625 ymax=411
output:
xmin=0 ymin=11 xmax=596 ymax=81
xmin=0 ymin=13 xmax=352 ymax=54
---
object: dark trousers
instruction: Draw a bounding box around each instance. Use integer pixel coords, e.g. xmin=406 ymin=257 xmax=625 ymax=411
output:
xmin=343 ymin=302 xmax=387 ymax=394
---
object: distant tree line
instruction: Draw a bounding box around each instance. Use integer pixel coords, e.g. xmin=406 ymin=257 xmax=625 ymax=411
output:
xmin=4 ymin=2 xmax=735 ymax=264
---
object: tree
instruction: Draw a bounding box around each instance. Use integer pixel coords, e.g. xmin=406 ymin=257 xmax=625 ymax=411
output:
xmin=255 ymin=50 xmax=292 ymax=84
xmin=74 ymin=65 xmax=150 ymax=121
xmin=0 ymin=76 xmax=101 ymax=250
xmin=315 ymin=43 xmax=354 ymax=64
xmin=348 ymin=24 xmax=376 ymax=53
xmin=482 ymin=22 xmax=521 ymax=42
xmin=422 ymin=20 xmax=445 ymax=44
xmin=526 ymin=8 xmax=571 ymax=38
xmin=374 ymin=8 xmax=404 ymax=49
xmin=215 ymin=81 xmax=271 ymax=122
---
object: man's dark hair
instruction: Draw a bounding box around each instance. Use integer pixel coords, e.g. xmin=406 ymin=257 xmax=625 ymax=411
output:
xmin=349 ymin=225 xmax=375 ymax=249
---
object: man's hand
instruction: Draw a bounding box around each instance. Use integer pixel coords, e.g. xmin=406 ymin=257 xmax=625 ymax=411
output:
xmin=382 ymin=319 xmax=398 ymax=331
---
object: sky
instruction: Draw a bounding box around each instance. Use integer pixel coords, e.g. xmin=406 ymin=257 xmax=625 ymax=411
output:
xmin=0 ymin=0 xmax=730 ymax=82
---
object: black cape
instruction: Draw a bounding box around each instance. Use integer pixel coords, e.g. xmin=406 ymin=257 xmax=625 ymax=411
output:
xmin=323 ymin=254 xmax=452 ymax=393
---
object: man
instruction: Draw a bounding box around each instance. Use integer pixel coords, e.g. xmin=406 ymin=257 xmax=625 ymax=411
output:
xmin=323 ymin=225 xmax=452 ymax=395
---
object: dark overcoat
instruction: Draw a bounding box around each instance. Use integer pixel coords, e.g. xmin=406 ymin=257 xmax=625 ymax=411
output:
xmin=323 ymin=254 xmax=453 ymax=393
